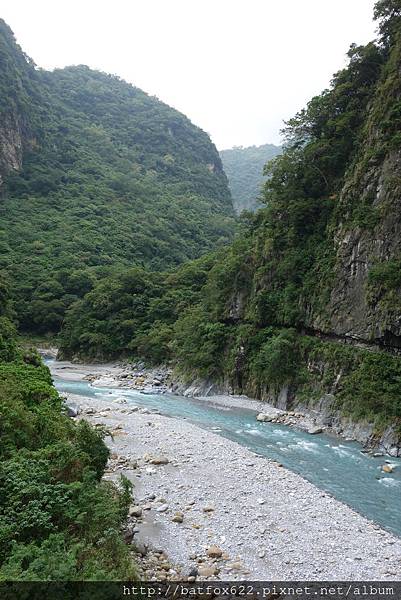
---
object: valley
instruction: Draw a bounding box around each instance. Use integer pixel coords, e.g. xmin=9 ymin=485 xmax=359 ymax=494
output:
xmin=49 ymin=358 xmax=401 ymax=580
xmin=1 ymin=0 xmax=401 ymax=583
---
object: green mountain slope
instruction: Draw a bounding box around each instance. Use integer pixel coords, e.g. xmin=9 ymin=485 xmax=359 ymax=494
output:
xmin=61 ymin=1 xmax=401 ymax=447
xmin=219 ymin=143 xmax=281 ymax=213
xmin=0 ymin=20 xmax=235 ymax=333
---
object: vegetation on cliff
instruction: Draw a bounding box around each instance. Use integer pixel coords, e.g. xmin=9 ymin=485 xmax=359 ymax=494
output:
xmin=219 ymin=143 xmax=282 ymax=213
xmin=60 ymin=1 xmax=401 ymax=434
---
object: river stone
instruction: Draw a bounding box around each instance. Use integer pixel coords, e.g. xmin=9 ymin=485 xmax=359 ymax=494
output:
xmin=172 ymin=514 xmax=184 ymax=523
xmin=65 ymin=402 xmax=79 ymax=417
xmin=135 ymin=541 xmax=148 ymax=556
xmin=150 ymin=456 xmax=169 ymax=465
xmin=156 ymin=504 xmax=169 ymax=512
xmin=198 ymin=565 xmax=219 ymax=577
xmin=206 ymin=545 xmax=223 ymax=558
xmin=308 ymin=426 xmax=323 ymax=435
xmin=257 ymin=409 xmax=283 ymax=422
xmin=113 ymin=397 xmax=127 ymax=404
xmin=129 ymin=505 xmax=143 ymax=518
xmin=382 ymin=464 xmax=394 ymax=473
xmin=256 ymin=413 xmax=273 ymax=422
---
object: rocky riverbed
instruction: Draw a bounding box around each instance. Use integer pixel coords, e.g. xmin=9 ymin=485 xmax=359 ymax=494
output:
xmin=48 ymin=357 xmax=398 ymax=454
xmin=58 ymin=386 xmax=401 ymax=580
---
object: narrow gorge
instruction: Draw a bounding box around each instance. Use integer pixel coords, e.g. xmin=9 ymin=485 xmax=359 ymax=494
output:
xmin=1 ymin=0 xmax=401 ymax=584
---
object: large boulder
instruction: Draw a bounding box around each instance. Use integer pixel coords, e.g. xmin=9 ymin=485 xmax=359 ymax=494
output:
xmin=65 ymin=402 xmax=80 ymax=417
xmin=256 ymin=410 xmax=282 ymax=422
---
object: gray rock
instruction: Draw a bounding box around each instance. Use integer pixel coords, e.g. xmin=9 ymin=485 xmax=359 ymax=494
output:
xmin=171 ymin=514 xmax=184 ymax=523
xmin=207 ymin=545 xmax=223 ymax=558
xmin=65 ymin=402 xmax=79 ymax=417
xmin=129 ymin=505 xmax=143 ymax=518
xmin=135 ymin=540 xmax=149 ymax=556
xmin=308 ymin=426 xmax=323 ymax=435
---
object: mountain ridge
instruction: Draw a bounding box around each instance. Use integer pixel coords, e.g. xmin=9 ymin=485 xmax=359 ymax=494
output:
xmin=0 ymin=19 xmax=236 ymax=333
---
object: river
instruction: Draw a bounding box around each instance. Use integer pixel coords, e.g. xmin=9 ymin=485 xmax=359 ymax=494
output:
xmin=50 ymin=363 xmax=401 ymax=538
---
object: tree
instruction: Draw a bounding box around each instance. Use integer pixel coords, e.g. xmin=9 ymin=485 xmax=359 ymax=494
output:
xmin=374 ymin=0 xmax=401 ymax=48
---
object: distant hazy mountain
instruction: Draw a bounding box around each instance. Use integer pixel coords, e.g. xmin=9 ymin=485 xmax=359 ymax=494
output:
xmin=220 ymin=143 xmax=282 ymax=213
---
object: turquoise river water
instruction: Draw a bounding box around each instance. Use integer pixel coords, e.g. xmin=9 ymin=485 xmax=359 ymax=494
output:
xmin=50 ymin=365 xmax=401 ymax=538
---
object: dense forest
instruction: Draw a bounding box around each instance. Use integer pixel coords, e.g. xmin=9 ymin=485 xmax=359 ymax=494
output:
xmin=220 ymin=143 xmax=281 ymax=213
xmin=0 ymin=279 xmax=136 ymax=579
xmin=0 ymin=18 xmax=236 ymax=581
xmin=61 ymin=0 xmax=401 ymax=436
xmin=0 ymin=18 xmax=236 ymax=334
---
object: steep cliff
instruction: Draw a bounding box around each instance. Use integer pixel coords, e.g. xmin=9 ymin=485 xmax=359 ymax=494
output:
xmin=0 ymin=20 xmax=42 ymax=184
xmin=60 ymin=3 xmax=401 ymax=449
xmin=317 ymin=38 xmax=401 ymax=347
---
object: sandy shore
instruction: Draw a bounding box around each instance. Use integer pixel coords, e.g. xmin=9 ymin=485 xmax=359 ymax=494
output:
xmin=59 ymin=384 xmax=401 ymax=580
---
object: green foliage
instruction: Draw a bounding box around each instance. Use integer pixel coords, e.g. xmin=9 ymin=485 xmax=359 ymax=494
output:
xmin=220 ymin=144 xmax=281 ymax=213
xmin=306 ymin=338 xmax=401 ymax=425
xmin=173 ymin=305 xmax=230 ymax=377
xmin=368 ymin=259 xmax=401 ymax=291
xmin=249 ymin=329 xmax=301 ymax=388
xmin=59 ymin=254 xmax=217 ymax=362
xmin=0 ymin=22 xmax=235 ymax=334
xmin=0 ymin=282 xmax=136 ymax=580
xmin=374 ymin=0 xmax=401 ymax=49
xmin=337 ymin=351 xmax=401 ymax=421
xmin=0 ymin=20 xmax=42 ymax=126
xmin=0 ymin=360 xmax=136 ymax=579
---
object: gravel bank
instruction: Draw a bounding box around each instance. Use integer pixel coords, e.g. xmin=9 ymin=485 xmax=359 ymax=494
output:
xmin=63 ymin=391 xmax=401 ymax=581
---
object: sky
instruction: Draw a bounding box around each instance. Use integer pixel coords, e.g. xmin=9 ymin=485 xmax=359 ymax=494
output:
xmin=2 ymin=0 xmax=378 ymax=150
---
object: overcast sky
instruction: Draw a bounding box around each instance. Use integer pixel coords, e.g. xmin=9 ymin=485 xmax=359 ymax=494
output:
xmin=2 ymin=0 xmax=378 ymax=149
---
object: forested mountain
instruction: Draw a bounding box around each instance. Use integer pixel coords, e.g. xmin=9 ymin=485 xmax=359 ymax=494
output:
xmin=0 ymin=19 xmax=236 ymax=333
xmin=219 ymin=143 xmax=281 ymax=213
xmin=61 ymin=0 xmax=401 ymax=446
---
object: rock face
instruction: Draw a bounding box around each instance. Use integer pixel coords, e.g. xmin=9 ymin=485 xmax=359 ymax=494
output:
xmin=315 ymin=152 xmax=401 ymax=348
xmin=201 ymin=37 xmax=401 ymax=453
xmin=0 ymin=116 xmax=24 ymax=185
xmin=0 ymin=20 xmax=39 ymax=187
xmin=308 ymin=41 xmax=401 ymax=350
